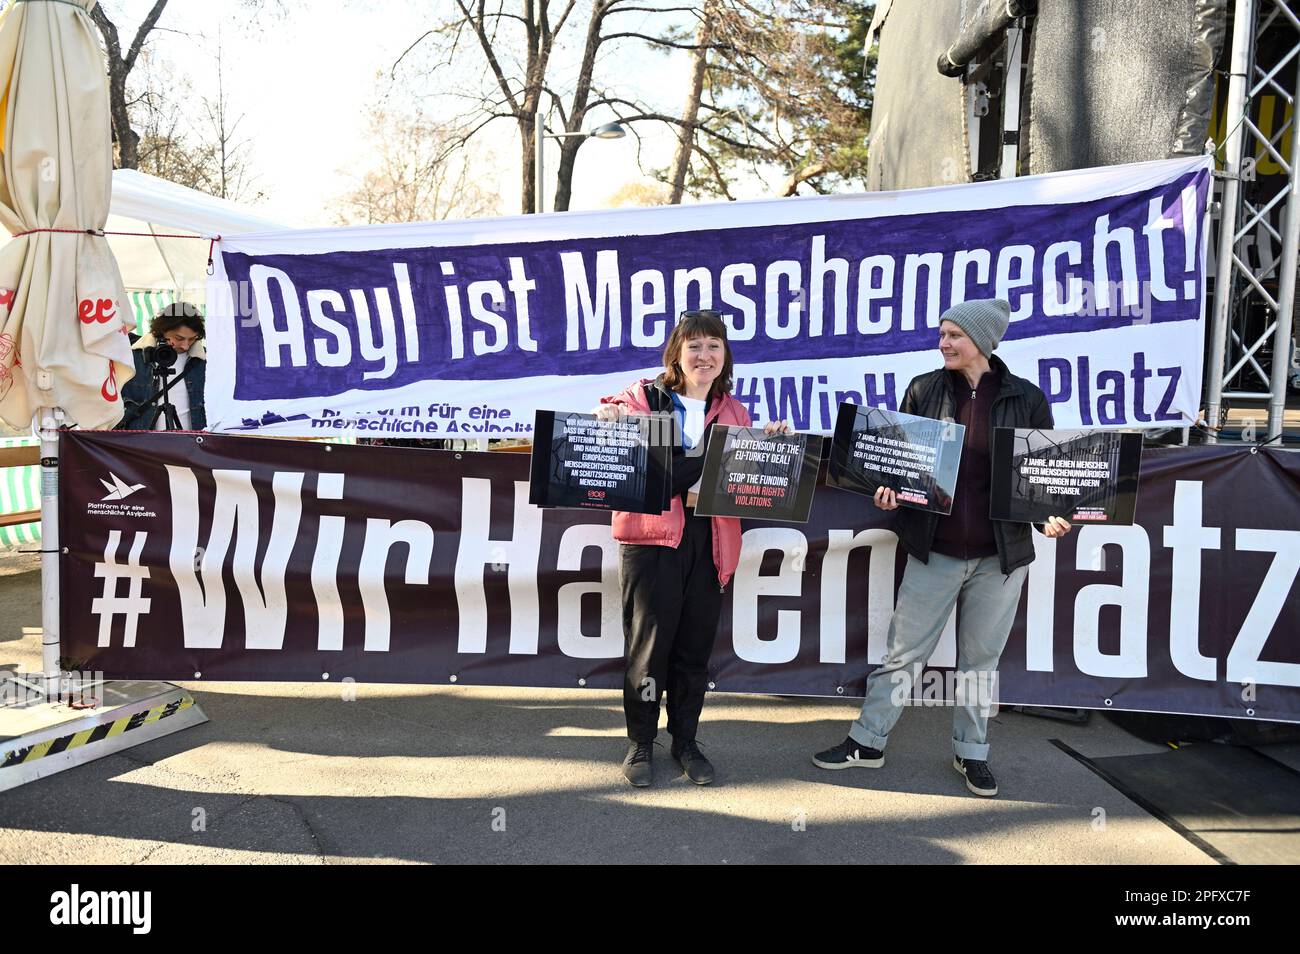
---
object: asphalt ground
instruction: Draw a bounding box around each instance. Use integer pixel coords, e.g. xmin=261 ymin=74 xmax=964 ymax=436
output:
xmin=0 ymin=549 xmax=1281 ymax=865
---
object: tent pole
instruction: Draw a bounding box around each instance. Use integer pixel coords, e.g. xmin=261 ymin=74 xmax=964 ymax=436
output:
xmin=38 ymin=406 xmax=62 ymax=699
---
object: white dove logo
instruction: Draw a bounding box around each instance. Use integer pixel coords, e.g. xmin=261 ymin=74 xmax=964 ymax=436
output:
xmin=100 ymin=472 xmax=145 ymax=501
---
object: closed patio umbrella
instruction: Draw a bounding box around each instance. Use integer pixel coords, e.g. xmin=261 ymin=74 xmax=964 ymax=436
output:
xmin=0 ymin=0 xmax=135 ymax=431
xmin=0 ymin=0 xmax=136 ymax=686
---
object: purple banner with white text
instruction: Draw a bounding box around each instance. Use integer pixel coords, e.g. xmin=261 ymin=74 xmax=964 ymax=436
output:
xmin=206 ymin=157 xmax=1211 ymax=438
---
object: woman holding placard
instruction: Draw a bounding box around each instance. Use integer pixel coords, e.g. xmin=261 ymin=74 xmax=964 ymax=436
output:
xmin=594 ymin=309 xmax=790 ymax=788
xmin=813 ymin=298 xmax=1072 ymax=798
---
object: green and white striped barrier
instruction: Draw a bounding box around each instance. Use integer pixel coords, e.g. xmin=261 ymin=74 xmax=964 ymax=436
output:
xmin=0 ymin=435 xmax=39 ymax=547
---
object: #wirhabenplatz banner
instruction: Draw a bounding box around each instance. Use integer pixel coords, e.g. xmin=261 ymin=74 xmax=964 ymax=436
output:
xmin=61 ymin=432 xmax=1300 ymax=723
xmin=205 ymin=157 xmax=1211 ymax=438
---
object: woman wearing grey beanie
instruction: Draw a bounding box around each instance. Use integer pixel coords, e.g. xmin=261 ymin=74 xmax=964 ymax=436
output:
xmin=813 ymin=298 xmax=1072 ymax=797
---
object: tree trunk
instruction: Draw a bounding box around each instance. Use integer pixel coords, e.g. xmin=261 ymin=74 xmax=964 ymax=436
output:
xmin=552 ymin=137 xmax=582 ymax=213
xmin=521 ymin=117 xmax=538 ymax=214
xmin=89 ymin=0 xmax=169 ymax=171
xmin=108 ymin=67 xmax=139 ymax=169
xmin=667 ymin=3 xmax=714 ymax=204
xmin=550 ymin=1 xmax=608 ymax=213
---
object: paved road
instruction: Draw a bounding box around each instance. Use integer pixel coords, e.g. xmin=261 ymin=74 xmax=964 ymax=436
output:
xmin=0 ymin=552 xmax=1221 ymax=864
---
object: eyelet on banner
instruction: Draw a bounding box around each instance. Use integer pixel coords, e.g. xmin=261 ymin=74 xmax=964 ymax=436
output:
xmin=454 ymin=453 xmax=463 ymax=460
xmin=578 ymin=677 xmax=587 ymax=687
xmin=449 ymin=674 xmax=458 ymax=683
xmin=707 ymin=681 xmax=716 ymax=690
xmin=1103 ymin=698 xmax=1113 ymax=706
xmin=195 ymin=436 xmax=204 ymax=444
xmin=324 ymin=445 xmax=332 ymax=452
xmin=1246 ymin=708 xmax=1256 ymax=717
xmin=836 ymin=686 xmax=845 ymax=695
xmin=321 ymin=673 xmax=330 ymax=680
xmin=193 ymin=672 xmax=202 ymax=679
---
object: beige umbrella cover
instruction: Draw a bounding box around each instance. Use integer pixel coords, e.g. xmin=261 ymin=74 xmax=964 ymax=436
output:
xmin=0 ymin=0 xmax=134 ymax=431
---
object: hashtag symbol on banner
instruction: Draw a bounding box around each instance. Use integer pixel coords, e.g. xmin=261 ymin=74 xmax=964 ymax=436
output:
xmin=92 ymin=530 xmax=151 ymax=648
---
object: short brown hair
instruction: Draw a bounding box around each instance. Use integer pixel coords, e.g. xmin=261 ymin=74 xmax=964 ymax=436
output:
xmin=660 ymin=310 xmax=734 ymax=400
xmin=150 ymin=301 xmax=205 ymax=341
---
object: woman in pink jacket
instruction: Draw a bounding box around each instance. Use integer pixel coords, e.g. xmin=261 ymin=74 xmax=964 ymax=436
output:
xmin=594 ymin=309 xmax=789 ymax=788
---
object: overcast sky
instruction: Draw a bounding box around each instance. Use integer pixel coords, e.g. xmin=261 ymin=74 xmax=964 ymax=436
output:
xmin=105 ymin=0 xmax=700 ymax=226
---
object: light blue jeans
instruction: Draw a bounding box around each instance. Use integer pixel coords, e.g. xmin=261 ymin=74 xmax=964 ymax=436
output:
xmin=849 ymin=551 xmax=1030 ymax=761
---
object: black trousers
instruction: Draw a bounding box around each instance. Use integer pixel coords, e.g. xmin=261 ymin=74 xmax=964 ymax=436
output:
xmin=619 ymin=512 xmax=724 ymax=744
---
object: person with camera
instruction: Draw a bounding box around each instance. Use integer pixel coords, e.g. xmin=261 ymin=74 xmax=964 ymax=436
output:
xmin=119 ymin=302 xmax=207 ymax=431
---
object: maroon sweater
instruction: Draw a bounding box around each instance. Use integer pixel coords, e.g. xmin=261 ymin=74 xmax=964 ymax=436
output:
xmin=930 ymin=368 xmax=999 ymax=560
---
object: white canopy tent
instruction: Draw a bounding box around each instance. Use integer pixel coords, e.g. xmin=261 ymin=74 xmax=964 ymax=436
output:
xmin=0 ymin=173 xmax=292 ymax=541
xmin=3 ymin=169 xmax=291 ymax=331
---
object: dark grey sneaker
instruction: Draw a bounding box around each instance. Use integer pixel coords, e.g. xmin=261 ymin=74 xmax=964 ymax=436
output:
xmin=953 ymin=756 xmax=998 ymax=797
xmin=622 ymin=741 xmax=654 ymax=787
xmin=672 ymin=738 xmax=714 ymax=785
xmin=812 ymin=736 xmax=884 ymax=769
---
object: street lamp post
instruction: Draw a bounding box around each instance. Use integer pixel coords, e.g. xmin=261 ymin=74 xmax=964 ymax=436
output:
xmin=533 ymin=120 xmax=626 ymax=213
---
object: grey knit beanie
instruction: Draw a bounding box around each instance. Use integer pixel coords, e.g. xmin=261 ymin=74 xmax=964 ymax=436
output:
xmin=939 ymin=298 xmax=1011 ymax=357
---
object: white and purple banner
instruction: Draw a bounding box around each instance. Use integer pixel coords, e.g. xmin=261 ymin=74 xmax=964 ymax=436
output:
xmin=206 ymin=157 xmax=1211 ymax=438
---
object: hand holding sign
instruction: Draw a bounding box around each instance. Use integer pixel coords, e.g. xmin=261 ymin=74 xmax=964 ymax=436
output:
xmin=873 ymin=486 xmax=899 ymax=511
xmin=1042 ymin=515 xmax=1073 ymax=537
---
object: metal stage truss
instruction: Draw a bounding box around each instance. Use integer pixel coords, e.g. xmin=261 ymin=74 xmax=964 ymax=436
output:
xmin=1206 ymin=0 xmax=1300 ymax=443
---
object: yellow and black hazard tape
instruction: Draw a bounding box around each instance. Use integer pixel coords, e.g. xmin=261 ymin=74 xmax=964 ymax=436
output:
xmin=1 ymin=696 xmax=195 ymax=768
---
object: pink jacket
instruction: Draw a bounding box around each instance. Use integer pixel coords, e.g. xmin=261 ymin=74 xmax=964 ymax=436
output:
xmin=599 ymin=378 xmax=753 ymax=586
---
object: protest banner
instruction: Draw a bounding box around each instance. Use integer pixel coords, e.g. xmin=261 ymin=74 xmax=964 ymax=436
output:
xmin=60 ymin=432 xmax=1300 ymax=723
xmin=205 ymin=157 xmax=1212 ymax=438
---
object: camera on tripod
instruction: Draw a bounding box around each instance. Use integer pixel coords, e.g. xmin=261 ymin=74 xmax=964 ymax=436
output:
xmin=134 ymin=341 xmax=186 ymax=431
xmin=143 ymin=342 xmax=178 ymax=371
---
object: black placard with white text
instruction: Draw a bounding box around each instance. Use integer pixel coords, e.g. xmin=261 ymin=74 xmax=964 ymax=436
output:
xmin=528 ymin=410 xmax=671 ymax=513
xmin=827 ymin=404 xmax=964 ymax=514
xmin=990 ymin=427 xmax=1143 ymax=524
xmin=693 ymin=426 xmax=823 ymax=523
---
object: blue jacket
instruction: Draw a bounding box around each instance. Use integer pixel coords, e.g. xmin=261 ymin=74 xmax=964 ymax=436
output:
xmin=119 ymin=333 xmax=207 ymax=431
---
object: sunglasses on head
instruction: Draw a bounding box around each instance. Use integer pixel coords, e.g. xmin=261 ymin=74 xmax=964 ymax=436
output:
xmin=679 ymin=309 xmax=722 ymax=320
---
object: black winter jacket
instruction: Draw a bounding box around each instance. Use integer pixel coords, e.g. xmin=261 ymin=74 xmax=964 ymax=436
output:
xmin=893 ymin=354 xmax=1054 ymax=576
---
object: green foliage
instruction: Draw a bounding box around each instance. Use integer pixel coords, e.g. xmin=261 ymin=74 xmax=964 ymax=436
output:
xmin=661 ymin=0 xmax=877 ymax=199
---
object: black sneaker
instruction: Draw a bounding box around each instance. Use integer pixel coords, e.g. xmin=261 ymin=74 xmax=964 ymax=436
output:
xmin=622 ymin=741 xmax=654 ymax=787
xmin=953 ymin=756 xmax=998 ymax=797
xmin=672 ymin=738 xmax=715 ymax=785
xmin=812 ymin=736 xmax=884 ymax=770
